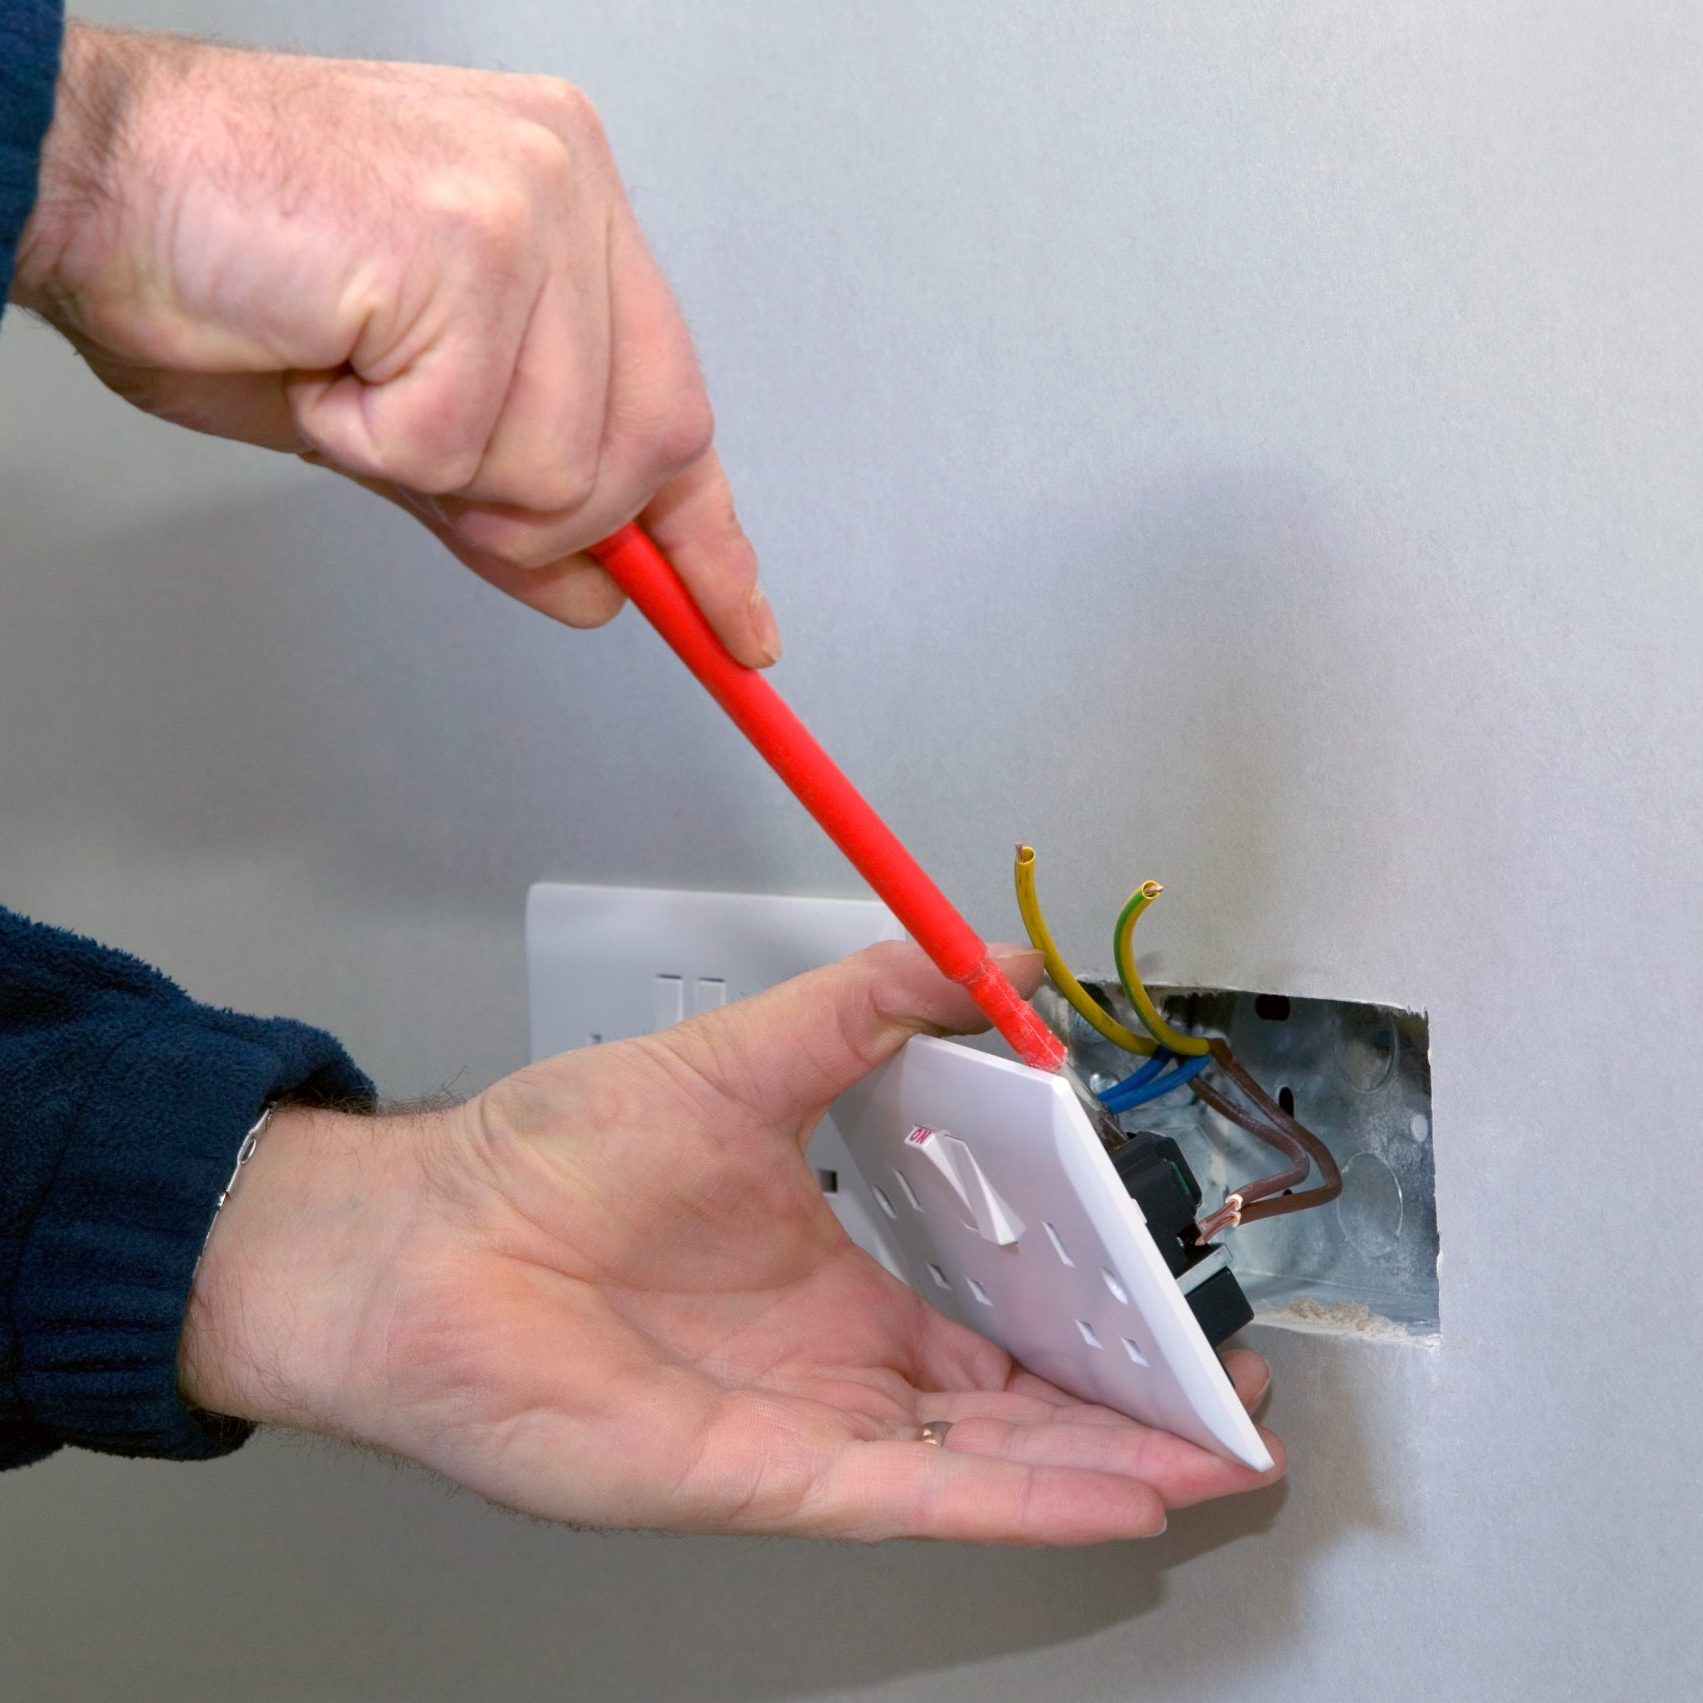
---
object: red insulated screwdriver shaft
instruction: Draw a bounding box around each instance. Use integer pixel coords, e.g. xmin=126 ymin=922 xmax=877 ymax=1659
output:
xmin=586 ymin=523 xmax=1065 ymax=1074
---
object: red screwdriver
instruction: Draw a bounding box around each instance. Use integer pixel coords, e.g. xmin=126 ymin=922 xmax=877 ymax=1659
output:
xmin=586 ymin=524 xmax=1066 ymax=1076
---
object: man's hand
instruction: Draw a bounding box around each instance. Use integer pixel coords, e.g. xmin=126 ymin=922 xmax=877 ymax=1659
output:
xmin=13 ymin=24 xmax=778 ymax=663
xmin=180 ymin=942 xmax=1282 ymax=1545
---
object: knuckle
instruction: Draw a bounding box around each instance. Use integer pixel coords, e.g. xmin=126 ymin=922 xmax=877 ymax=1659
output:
xmin=518 ymin=76 xmax=606 ymax=146
xmin=471 ymin=180 xmax=536 ymax=250
xmin=553 ymin=81 xmax=607 ymax=144
xmin=450 ymin=507 xmax=566 ymax=569
xmin=425 ymin=166 xmax=537 ymax=251
xmin=507 ymin=120 xmax=574 ymax=194
xmin=864 ymin=938 xmax=918 ymax=971
xmin=528 ymin=458 xmax=599 ymax=515
xmin=396 ymin=443 xmax=484 ymax=496
xmin=651 ymin=395 xmax=715 ymax=478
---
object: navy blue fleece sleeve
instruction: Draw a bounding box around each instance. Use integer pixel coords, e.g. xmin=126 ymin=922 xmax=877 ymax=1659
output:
xmin=1 ymin=0 xmax=63 ymax=306
xmin=0 ymin=908 xmax=373 ymax=1467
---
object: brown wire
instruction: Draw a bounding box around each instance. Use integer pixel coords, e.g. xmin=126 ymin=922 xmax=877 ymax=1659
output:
xmin=1088 ymin=982 xmax=1343 ymax=1230
xmin=1188 ymin=1042 xmax=1308 ymax=1202
xmin=1186 ymin=1039 xmax=1343 ymax=1226
xmin=1221 ymin=1046 xmax=1342 ymax=1215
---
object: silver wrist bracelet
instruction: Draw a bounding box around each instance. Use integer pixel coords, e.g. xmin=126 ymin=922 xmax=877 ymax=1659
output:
xmin=195 ymin=1103 xmax=276 ymax=1272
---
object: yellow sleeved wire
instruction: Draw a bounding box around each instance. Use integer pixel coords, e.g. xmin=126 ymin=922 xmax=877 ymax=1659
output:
xmin=1112 ymin=882 xmax=1211 ymax=1056
xmin=1014 ymin=845 xmax=1156 ymax=1057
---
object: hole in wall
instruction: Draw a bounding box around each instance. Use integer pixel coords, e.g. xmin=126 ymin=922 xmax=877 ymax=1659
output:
xmin=1101 ymin=1267 xmax=1130 ymax=1305
xmin=1075 ymin=1319 xmax=1102 ymax=1349
xmin=967 ymin=1278 xmax=992 ymax=1306
xmin=892 ymin=1169 xmax=923 ymax=1211
xmin=1042 ymin=1221 xmax=1074 ymax=1266
xmin=926 ymin=1263 xmax=951 ymax=1290
xmin=1121 ymin=1336 xmax=1148 ymax=1366
xmin=1069 ymin=981 xmax=1439 ymax=1341
xmin=872 ymin=1186 xmax=898 ymax=1220
xmin=815 ymin=1169 xmax=838 ymax=1195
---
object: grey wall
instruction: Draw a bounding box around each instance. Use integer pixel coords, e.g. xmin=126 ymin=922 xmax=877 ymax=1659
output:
xmin=4 ymin=3 xmax=1698 ymax=1698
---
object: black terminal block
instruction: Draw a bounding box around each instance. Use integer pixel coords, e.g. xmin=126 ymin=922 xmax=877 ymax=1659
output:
xmin=1111 ymin=1131 xmax=1254 ymax=1348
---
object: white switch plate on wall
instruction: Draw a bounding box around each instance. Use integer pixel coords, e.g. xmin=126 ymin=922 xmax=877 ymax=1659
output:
xmin=526 ymin=882 xmax=907 ymax=1262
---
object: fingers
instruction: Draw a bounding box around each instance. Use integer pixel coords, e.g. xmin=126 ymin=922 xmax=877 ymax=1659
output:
xmin=638 ymin=449 xmax=774 ymax=666
xmin=265 ymin=78 xmax=765 ymax=664
xmin=909 ymin=1313 xmax=1282 ymax=1508
xmin=456 ymin=237 xmax=613 ymax=513
xmin=1006 ymin=1352 xmax=1273 ymax=1418
xmin=912 ymin=1388 xmax=1155 ymax=1430
xmin=924 ymin=1409 xmax=1283 ymax=1512
xmin=313 ymin=465 xmax=631 ymax=630
xmin=430 ymin=197 xmax=773 ymax=663
xmin=440 ymin=451 xmax=770 ymax=658
xmin=288 ymin=214 xmax=538 ymax=496
xmin=661 ymin=940 xmax=1046 ymax=1131
xmin=809 ymin=1442 xmax=1168 ymax=1546
xmin=432 ymin=212 xmax=708 ymax=564
xmin=1221 ymin=1346 xmax=1274 ymax=1413
xmin=437 ymin=537 xmax=631 ymax=631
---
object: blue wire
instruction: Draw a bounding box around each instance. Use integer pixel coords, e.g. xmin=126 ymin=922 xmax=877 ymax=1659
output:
xmin=1102 ymin=1049 xmax=1173 ymax=1101
xmin=1101 ymin=1050 xmax=1209 ymax=1113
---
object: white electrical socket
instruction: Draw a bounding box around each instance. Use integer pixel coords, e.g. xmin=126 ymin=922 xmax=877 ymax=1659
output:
xmin=525 ymin=882 xmax=906 ymax=1260
xmin=836 ymin=1037 xmax=1273 ymax=1470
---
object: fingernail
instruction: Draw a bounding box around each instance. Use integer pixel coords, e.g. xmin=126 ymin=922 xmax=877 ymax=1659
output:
xmin=749 ymin=586 xmax=781 ymax=665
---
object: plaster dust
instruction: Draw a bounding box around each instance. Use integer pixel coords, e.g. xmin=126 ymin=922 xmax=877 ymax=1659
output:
xmin=1254 ymin=1297 xmax=1440 ymax=1347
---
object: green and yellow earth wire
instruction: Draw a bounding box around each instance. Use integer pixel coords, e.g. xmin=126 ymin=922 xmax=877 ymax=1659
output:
xmin=1013 ymin=845 xmax=1156 ymax=1057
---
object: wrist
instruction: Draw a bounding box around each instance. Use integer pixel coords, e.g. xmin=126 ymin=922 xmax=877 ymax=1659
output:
xmin=178 ymin=1102 xmax=464 ymax=1438
xmin=12 ymin=23 xmax=151 ymax=316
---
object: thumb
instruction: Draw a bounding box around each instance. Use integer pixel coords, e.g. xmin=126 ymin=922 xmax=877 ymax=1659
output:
xmin=658 ymin=940 xmax=1046 ymax=1131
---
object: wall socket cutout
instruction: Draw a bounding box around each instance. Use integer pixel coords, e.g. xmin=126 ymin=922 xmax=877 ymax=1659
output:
xmin=1049 ymin=981 xmax=1440 ymax=1341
